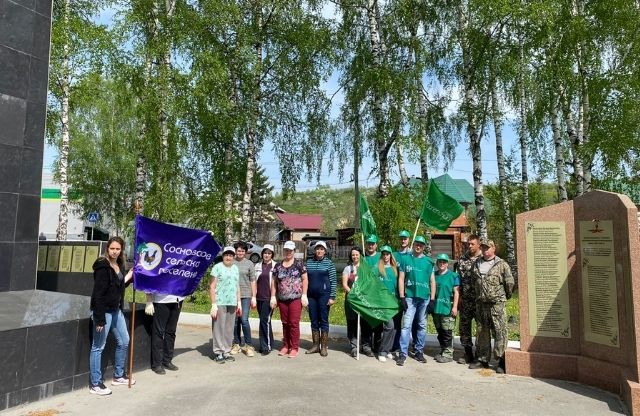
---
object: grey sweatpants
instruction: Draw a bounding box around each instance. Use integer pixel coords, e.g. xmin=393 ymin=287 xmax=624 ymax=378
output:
xmin=212 ymin=306 xmax=236 ymax=355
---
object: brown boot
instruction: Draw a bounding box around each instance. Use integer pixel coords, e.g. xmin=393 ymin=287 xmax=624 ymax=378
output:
xmin=320 ymin=331 xmax=329 ymax=357
xmin=306 ymin=330 xmax=320 ymax=354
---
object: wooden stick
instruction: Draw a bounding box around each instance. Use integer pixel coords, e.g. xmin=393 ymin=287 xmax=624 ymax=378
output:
xmin=411 ymin=218 xmax=421 ymax=246
xmin=128 ymin=206 xmax=141 ymax=388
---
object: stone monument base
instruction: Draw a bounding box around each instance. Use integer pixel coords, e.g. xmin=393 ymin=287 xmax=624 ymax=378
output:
xmin=507 ymin=348 xmax=640 ymax=413
xmin=0 ymin=290 xmax=151 ymax=410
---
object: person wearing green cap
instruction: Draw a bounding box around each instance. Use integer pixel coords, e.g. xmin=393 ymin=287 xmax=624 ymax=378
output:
xmin=392 ymin=230 xmax=412 ymax=352
xmin=432 ymin=253 xmax=460 ymax=363
xmin=397 ymin=236 xmax=435 ymax=366
xmin=361 ymin=234 xmax=381 ymax=356
xmin=374 ymin=245 xmax=400 ymax=362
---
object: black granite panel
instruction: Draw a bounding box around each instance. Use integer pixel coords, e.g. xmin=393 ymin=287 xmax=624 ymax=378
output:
xmin=19 ymin=147 xmax=43 ymax=195
xmin=0 ymin=390 xmax=23 ymax=411
xmin=0 ymin=290 xmax=91 ymax=331
xmin=21 ymin=376 xmax=73 ymax=405
xmin=31 ymin=11 xmax=50 ymax=60
xmin=37 ymin=271 xmax=94 ymax=296
xmin=0 ymin=243 xmax=14 ymax=291
xmin=23 ymin=320 xmax=78 ymax=386
xmin=0 ymin=192 xmax=18 ymax=241
xmin=23 ymin=100 xmax=46 ymax=149
xmin=72 ymin=372 xmax=90 ymax=390
xmin=10 ymin=242 xmax=37 ymax=290
xmin=27 ymin=57 xmax=48 ymax=103
xmin=0 ymin=328 xmax=27 ymax=394
xmin=0 ymin=0 xmax=35 ymax=55
xmin=10 ymin=0 xmax=36 ymax=12
xmin=15 ymin=194 xmax=39 ymax=242
xmin=0 ymin=45 xmax=30 ymax=99
xmin=35 ymin=0 xmax=50 ymax=16
xmin=0 ymin=94 xmax=27 ymax=146
xmin=0 ymin=145 xmax=22 ymax=193
xmin=74 ymin=318 xmax=91 ymax=375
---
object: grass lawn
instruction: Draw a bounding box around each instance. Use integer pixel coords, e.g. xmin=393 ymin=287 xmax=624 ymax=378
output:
xmin=126 ymin=288 xmax=521 ymax=341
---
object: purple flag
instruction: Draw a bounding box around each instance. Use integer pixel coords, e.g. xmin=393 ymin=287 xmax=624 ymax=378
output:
xmin=133 ymin=215 xmax=221 ymax=296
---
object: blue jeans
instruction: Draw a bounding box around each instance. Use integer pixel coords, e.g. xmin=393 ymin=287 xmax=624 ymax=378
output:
xmin=399 ymin=298 xmax=427 ymax=356
xmin=233 ymin=297 xmax=252 ymax=346
xmin=90 ymin=309 xmax=130 ymax=385
xmin=308 ymin=292 xmax=331 ymax=332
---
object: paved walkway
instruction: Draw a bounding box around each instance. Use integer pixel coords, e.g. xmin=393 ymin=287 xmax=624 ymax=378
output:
xmin=2 ymin=319 xmax=627 ymax=416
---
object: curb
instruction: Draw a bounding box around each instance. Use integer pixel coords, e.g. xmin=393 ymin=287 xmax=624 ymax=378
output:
xmin=178 ymin=312 xmax=521 ymax=349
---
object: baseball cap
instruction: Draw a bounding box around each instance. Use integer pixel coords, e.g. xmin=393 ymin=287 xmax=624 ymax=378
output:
xmin=283 ymin=241 xmax=296 ymax=251
xmin=414 ymin=236 xmax=427 ymax=245
xmin=379 ymin=245 xmax=393 ymax=254
xmin=399 ymin=230 xmax=410 ymax=238
xmin=314 ymin=241 xmax=327 ymax=249
xmin=222 ymin=246 xmax=235 ymax=255
xmin=480 ymin=238 xmax=495 ymax=248
xmin=262 ymin=244 xmax=274 ymax=255
xmin=436 ymin=253 xmax=450 ymax=262
xmin=365 ymin=235 xmax=378 ymax=244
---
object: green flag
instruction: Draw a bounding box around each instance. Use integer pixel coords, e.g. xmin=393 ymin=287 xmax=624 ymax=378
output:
xmin=419 ymin=180 xmax=464 ymax=232
xmin=346 ymin=260 xmax=400 ymax=327
xmin=359 ymin=193 xmax=377 ymax=238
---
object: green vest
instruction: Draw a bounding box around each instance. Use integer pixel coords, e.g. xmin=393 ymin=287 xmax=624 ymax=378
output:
xmin=379 ymin=265 xmax=398 ymax=296
xmin=434 ymin=269 xmax=459 ymax=315
xmin=364 ymin=252 xmax=380 ymax=267
xmin=402 ymin=255 xmax=434 ymax=300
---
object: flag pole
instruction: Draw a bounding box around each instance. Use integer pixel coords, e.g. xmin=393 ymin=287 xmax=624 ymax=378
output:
xmin=411 ymin=218 xmax=421 ymax=247
xmin=356 ymin=230 xmax=365 ymax=361
xmin=128 ymin=203 xmax=140 ymax=388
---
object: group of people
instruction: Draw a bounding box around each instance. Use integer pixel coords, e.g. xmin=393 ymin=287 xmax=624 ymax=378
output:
xmin=87 ymin=232 xmax=514 ymax=396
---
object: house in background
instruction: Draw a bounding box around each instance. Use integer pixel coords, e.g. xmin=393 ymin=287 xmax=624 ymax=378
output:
xmin=274 ymin=212 xmax=323 ymax=241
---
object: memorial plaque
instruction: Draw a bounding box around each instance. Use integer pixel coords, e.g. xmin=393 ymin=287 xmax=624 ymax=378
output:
xmin=37 ymin=246 xmax=48 ymax=272
xmin=579 ymin=220 xmax=619 ymax=347
xmin=84 ymin=246 xmax=100 ymax=273
xmin=525 ymin=221 xmax=571 ymax=338
xmin=46 ymin=246 xmax=61 ymax=272
xmin=58 ymin=246 xmax=72 ymax=272
xmin=71 ymin=246 xmax=86 ymax=273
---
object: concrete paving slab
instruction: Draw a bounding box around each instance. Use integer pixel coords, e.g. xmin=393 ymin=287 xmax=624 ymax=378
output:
xmin=0 ymin=319 xmax=626 ymax=416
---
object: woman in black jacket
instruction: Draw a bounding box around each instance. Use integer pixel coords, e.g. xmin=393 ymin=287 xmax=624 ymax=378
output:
xmin=89 ymin=237 xmax=134 ymax=395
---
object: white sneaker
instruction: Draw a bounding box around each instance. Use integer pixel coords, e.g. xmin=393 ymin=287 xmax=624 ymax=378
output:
xmin=386 ymin=353 xmax=393 ymax=359
xmin=111 ymin=376 xmax=136 ymax=386
xmin=378 ymin=355 xmax=387 ymax=362
xmin=89 ymin=383 xmax=112 ymax=395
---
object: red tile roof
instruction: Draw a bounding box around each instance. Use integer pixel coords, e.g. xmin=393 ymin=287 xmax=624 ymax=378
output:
xmin=276 ymin=212 xmax=323 ymax=231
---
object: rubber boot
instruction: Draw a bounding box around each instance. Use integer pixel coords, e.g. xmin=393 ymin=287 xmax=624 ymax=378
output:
xmin=306 ymin=330 xmax=320 ymax=354
xmin=496 ymin=356 xmax=506 ymax=374
xmin=320 ymin=331 xmax=329 ymax=357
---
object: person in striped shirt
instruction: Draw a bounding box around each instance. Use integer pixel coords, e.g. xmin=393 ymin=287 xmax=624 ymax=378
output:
xmin=305 ymin=241 xmax=337 ymax=357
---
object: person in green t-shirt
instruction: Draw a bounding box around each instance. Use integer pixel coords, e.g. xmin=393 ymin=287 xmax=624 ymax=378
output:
xmin=397 ymin=236 xmax=435 ymax=366
xmin=432 ymin=253 xmax=460 ymax=363
xmin=209 ymin=246 xmax=241 ymax=364
xmin=361 ymin=234 xmax=380 ymax=356
xmin=375 ymin=245 xmax=399 ymax=362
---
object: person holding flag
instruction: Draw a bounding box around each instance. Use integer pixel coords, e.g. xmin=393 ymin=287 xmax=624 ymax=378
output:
xmin=397 ymin=236 xmax=435 ymax=366
xmin=342 ymin=246 xmax=364 ymax=358
xmin=145 ymin=290 xmax=184 ymax=375
xmin=209 ymin=246 xmax=242 ymax=364
xmin=375 ymin=245 xmax=399 ymax=362
xmin=361 ymin=235 xmax=380 ymax=356
xmin=432 ymin=254 xmax=460 ymax=363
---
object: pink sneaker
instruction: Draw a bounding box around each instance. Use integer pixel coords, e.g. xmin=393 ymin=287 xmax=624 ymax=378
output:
xmin=278 ymin=347 xmax=289 ymax=356
xmin=288 ymin=349 xmax=298 ymax=358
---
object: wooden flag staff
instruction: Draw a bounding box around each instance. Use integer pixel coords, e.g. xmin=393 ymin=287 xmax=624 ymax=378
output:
xmin=127 ymin=202 xmax=141 ymax=388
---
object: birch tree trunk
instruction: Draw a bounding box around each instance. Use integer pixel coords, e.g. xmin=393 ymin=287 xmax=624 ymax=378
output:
xmin=411 ymin=27 xmax=429 ymax=182
xmin=396 ymin=141 xmax=409 ymax=186
xmin=458 ymin=0 xmax=487 ymax=238
xmin=56 ymin=0 xmax=70 ymax=241
xmin=517 ymin=39 xmax=530 ymax=211
xmin=551 ymin=97 xmax=568 ymax=201
xmin=240 ymin=5 xmax=262 ymax=240
xmin=135 ymin=58 xmax=153 ymax=215
xmin=491 ymin=84 xmax=516 ymax=276
xmin=366 ymin=0 xmax=391 ymax=197
xmin=562 ymin=92 xmax=584 ymax=196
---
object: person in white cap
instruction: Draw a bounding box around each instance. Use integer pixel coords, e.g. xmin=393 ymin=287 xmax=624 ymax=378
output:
xmin=271 ymin=240 xmax=308 ymax=358
xmin=254 ymin=244 xmax=276 ymax=355
xmin=209 ymin=246 xmax=241 ymax=364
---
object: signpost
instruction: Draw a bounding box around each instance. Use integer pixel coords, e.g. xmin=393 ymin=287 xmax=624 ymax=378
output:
xmin=87 ymin=212 xmax=100 ymax=240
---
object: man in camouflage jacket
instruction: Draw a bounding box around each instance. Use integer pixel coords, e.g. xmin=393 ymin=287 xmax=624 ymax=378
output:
xmin=454 ymin=235 xmax=481 ymax=364
xmin=468 ymin=238 xmax=514 ymax=374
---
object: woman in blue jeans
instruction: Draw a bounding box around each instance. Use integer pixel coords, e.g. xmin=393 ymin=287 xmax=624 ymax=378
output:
xmin=89 ymin=237 xmax=134 ymax=395
xmin=305 ymin=241 xmax=336 ymax=357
